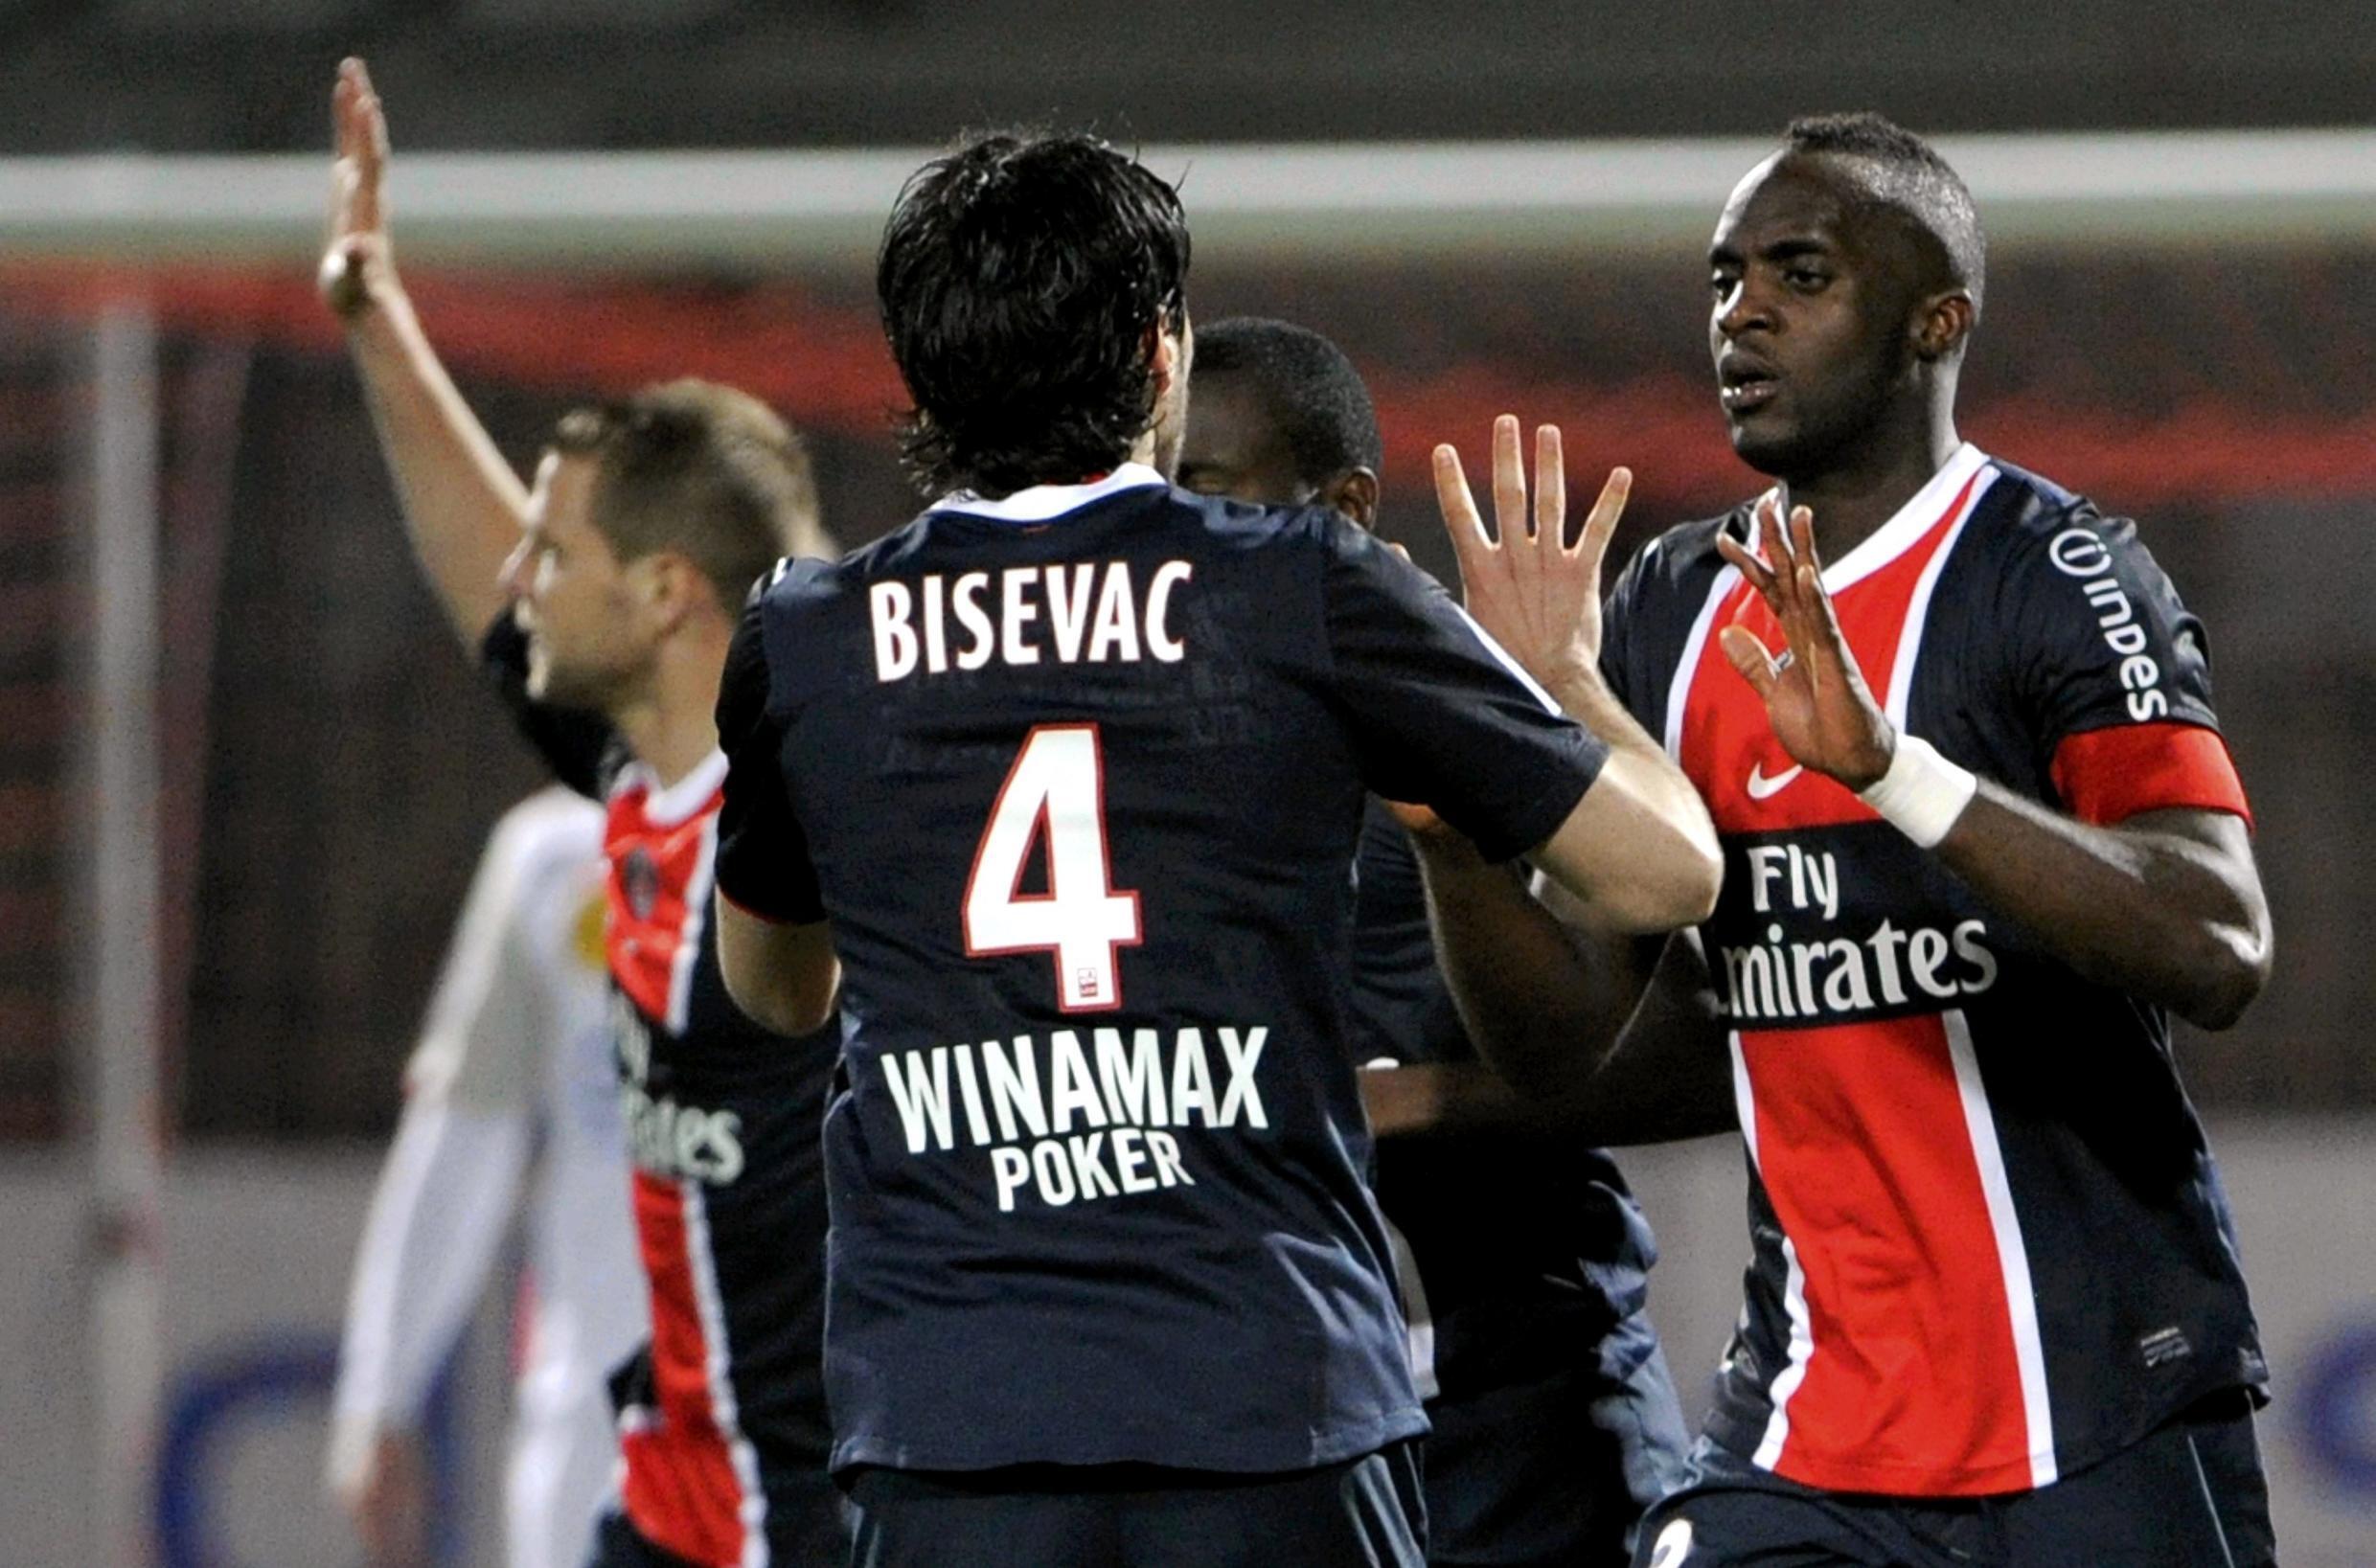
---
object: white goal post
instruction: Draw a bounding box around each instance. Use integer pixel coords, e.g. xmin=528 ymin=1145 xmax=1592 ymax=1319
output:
xmin=1 ymin=128 xmax=2372 ymax=271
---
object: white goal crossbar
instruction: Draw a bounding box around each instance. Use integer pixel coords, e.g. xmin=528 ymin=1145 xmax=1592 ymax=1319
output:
xmin=1 ymin=129 xmax=2371 ymax=269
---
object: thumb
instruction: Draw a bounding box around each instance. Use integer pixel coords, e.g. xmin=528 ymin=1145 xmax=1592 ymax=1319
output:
xmin=1718 ymin=625 xmax=1780 ymax=697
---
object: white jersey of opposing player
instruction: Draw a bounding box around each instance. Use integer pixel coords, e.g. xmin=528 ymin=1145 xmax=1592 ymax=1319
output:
xmin=331 ymin=785 xmax=646 ymax=1568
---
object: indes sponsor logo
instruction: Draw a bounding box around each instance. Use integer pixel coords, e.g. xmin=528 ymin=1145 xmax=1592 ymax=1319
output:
xmin=1717 ymin=843 xmax=1999 ymax=1025
xmin=2048 ymin=527 xmax=2168 ymax=722
xmin=879 ymin=1024 xmax=1268 ymax=1212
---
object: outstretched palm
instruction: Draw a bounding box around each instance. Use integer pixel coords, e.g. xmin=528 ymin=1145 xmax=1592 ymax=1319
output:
xmin=1433 ymin=414 xmax=1633 ymax=692
xmin=1713 ymin=496 xmax=1897 ymax=791
xmin=1386 ymin=415 xmax=1633 ymax=838
xmin=320 ymin=57 xmax=393 ymax=318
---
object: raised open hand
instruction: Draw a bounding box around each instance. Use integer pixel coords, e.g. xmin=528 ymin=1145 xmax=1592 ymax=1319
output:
xmin=321 ymin=57 xmax=394 ymax=319
xmin=1713 ymin=495 xmax=1896 ymax=790
xmin=1432 ymin=415 xmax=1632 ymax=693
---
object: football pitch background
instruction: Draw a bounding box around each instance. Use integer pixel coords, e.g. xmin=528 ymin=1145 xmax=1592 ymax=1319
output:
xmin=2 ymin=148 xmax=2372 ymax=1563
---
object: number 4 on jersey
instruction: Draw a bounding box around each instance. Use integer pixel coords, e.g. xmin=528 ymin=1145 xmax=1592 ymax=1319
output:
xmin=963 ymin=724 xmax=1142 ymax=1012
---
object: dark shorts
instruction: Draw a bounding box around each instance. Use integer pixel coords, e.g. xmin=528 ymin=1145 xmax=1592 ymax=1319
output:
xmin=846 ymin=1442 xmax=1428 ymax=1568
xmin=1426 ymin=1329 xmax=1693 ymax=1566
xmin=1631 ymin=1389 xmax=2273 ymax=1568
xmin=584 ymin=1484 xmax=855 ymax=1568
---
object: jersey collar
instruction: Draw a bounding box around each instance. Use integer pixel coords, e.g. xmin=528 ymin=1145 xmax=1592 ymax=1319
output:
xmin=927 ymin=463 xmax=1168 ymax=525
xmin=617 ymin=747 xmax=729 ymax=828
xmin=1742 ymin=443 xmax=1992 ymax=597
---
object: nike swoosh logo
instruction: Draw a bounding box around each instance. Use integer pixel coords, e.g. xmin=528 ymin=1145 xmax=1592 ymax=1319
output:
xmin=1746 ymin=762 xmax=1803 ymax=800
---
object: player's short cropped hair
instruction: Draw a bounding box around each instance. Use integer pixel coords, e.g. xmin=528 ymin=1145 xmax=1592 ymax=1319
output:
xmin=552 ymin=380 xmax=824 ymax=611
xmin=1195 ymin=318 xmax=1382 ymax=484
xmin=877 ymin=130 xmax=1192 ymax=498
xmin=1785 ymin=112 xmax=1986 ymax=318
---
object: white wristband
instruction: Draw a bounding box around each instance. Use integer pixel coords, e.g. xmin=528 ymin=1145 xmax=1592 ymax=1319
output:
xmin=1857 ymin=734 xmax=1976 ymax=849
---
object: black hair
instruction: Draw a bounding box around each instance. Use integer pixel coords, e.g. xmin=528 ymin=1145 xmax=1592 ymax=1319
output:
xmin=877 ymin=130 xmax=1192 ymax=497
xmin=552 ymin=379 xmax=823 ymax=610
xmin=1785 ymin=112 xmax=1986 ymax=317
xmin=1194 ymin=317 xmax=1382 ymax=483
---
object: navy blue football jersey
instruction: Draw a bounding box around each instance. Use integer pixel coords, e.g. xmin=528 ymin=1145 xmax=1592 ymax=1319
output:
xmin=484 ymin=620 xmax=839 ymax=1568
xmin=713 ymin=466 xmax=1610 ymax=1475
xmin=1597 ymin=445 xmax=2264 ymax=1498
xmin=1355 ymin=798 xmax=1684 ymax=1557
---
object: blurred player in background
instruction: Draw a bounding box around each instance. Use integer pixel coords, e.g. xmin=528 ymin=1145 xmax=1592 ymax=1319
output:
xmin=1418 ymin=114 xmax=2276 ymax=1568
xmin=1176 ymin=316 xmax=1692 ymax=1567
xmin=711 ymin=131 xmax=1719 ymax=1567
xmin=331 ymin=785 xmax=646 ymax=1568
xmin=322 ymin=58 xmax=847 ymax=1568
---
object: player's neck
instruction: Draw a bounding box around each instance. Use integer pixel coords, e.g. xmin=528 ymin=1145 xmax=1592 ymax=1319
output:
xmin=1780 ymin=405 xmax=1962 ymax=561
xmin=610 ymin=623 xmax=731 ymax=787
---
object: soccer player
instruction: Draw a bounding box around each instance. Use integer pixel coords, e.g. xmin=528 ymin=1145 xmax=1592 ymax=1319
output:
xmin=1423 ymin=115 xmax=2276 ymax=1567
xmin=322 ymin=59 xmax=848 ymax=1568
xmin=1176 ymin=316 xmax=1692 ymax=1567
xmin=710 ymin=133 xmax=1720 ymax=1567
xmin=331 ymin=785 xmax=646 ymax=1568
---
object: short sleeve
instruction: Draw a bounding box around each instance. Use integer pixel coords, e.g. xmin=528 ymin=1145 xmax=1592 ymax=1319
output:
xmin=404 ymin=813 xmax=552 ymax=1117
xmin=1320 ymin=518 xmax=1609 ymax=862
xmin=714 ymin=596 xmax=826 ymax=925
xmin=480 ymin=616 xmax=622 ymax=799
xmin=2003 ymin=511 xmax=2250 ymax=826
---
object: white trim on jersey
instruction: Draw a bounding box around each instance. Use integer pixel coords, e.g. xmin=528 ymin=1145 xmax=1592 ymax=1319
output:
xmin=681 ymin=1181 xmax=771 ymax=1568
xmin=1943 ymin=1009 xmax=2060 ymax=1488
xmin=1452 ymin=604 xmax=1562 ymax=717
xmin=622 ymin=748 xmax=731 ymax=829
xmin=667 ymin=813 xmax=721 ymax=1036
xmin=928 ymin=463 xmax=1168 ymax=524
xmin=1883 ymin=459 xmax=1999 ymax=727
xmin=1663 ymin=563 xmax=1743 ymax=761
xmin=1729 ymin=1030 xmax=1818 ymax=1472
xmin=1381 ymin=1212 xmax=1441 ymax=1401
xmin=1819 ymin=443 xmax=1990 ymax=598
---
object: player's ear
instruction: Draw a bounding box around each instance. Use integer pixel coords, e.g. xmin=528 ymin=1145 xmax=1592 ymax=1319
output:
xmin=1145 ymin=318 xmax=1184 ymax=397
xmin=641 ymin=551 xmax=710 ymax=630
xmin=1912 ymin=289 xmax=1975 ymax=364
xmin=1322 ymin=466 xmax=1381 ymax=529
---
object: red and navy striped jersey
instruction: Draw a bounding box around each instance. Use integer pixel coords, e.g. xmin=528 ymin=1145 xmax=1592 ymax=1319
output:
xmin=713 ymin=467 xmax=1609 ymax=1476
xmin=1600 ymin=444 xmax=2265 ymax=1498
xmin=483 ymin=620 xmax=841 ymax=1568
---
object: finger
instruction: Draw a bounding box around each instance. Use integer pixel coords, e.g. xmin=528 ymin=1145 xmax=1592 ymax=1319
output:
xmin=1718 ymin=625 xmax=1781 ymax=699
xmin=1715 ymin=529 xmax=1782 ymax=609
xmin=1756 ymin=493 xmax=1796 ymax=581
xmin=1533 ymin=423 xmax=1565 ymax=550
xmin=1573 ymin=465 xmax=1630 ymax=568
xmin=1431 ymin=443 xmax=1495 ymax=586
xmin=1491 ymin=415 xmax=1527 ymax=544
xmin=1758 ymin=494 xmax=1806 ymax=619
xmin=1788 ymin=504 xmax=1821 ymax=575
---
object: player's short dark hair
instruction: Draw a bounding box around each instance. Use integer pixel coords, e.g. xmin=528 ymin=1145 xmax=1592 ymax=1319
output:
xmin=877 ymin=130 xmax=1192 ymax=498
xmin=553 ymin=379 xmax=824 ymax=610
xmin=1194 ymin=317 xmax=1382 ymax=483
xmin=1785 ymin=112 xmax=1986 ymax=317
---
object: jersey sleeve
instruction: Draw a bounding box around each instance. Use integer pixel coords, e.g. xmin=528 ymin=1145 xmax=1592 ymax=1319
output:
xmin=479 ymin=615 xmax=621 ymax=799
xmin=404 ymin=793 xmax=601 ymax=1116
xmin=1320 ymin=519 xmax=1610 ymax=862
xmin=2003 ymin=511 xmax=2251 ymax=827
xmin=1596 ymin=533 xmax=1657 ymax=726
xmin=714 ymin=592 xmax=827 ymax=925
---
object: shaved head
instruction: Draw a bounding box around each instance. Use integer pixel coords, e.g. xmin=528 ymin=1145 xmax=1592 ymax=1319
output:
xmin=1781 ymin=112 xmax=1986 ymax=321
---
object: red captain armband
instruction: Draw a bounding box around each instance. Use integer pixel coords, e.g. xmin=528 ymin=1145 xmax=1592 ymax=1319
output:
xmin=2049 ymin=722 xmax=2253 ymax=829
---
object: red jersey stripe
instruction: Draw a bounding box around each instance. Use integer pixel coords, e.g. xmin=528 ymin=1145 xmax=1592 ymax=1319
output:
xmin=2050 ymin=722 xmax=2252 ymax=829
xmin=622 ymin=1170 xmax=755 ymax=1568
